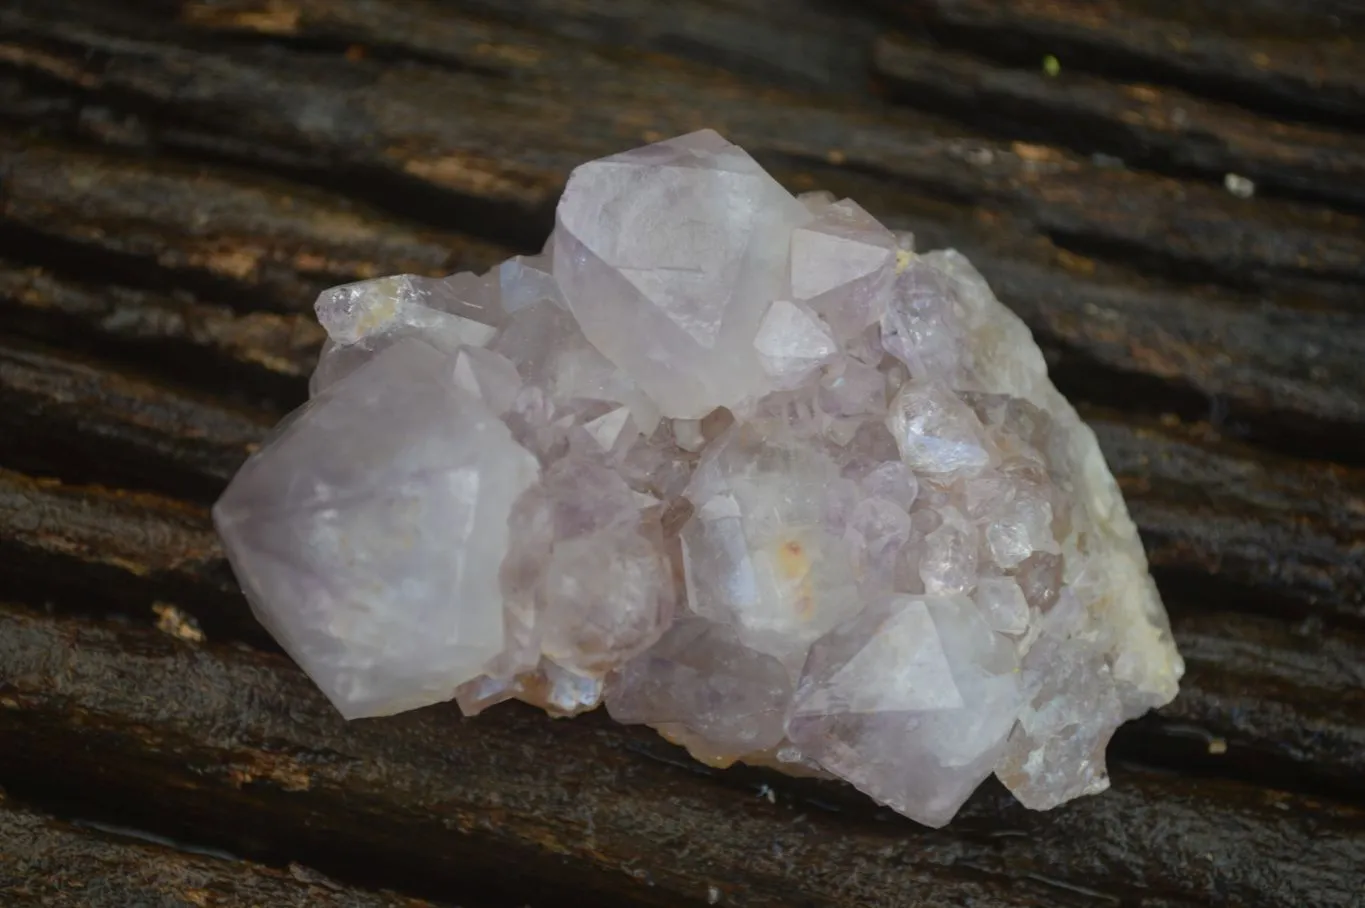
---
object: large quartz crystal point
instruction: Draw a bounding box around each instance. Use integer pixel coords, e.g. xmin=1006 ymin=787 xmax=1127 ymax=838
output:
xmin=553 ymin=129 xmax=813 ymax=418
xmin=787 ymin=595 xmax=1021 ymax=827
xmin=214 ymin=338 xmax=539 ymax=719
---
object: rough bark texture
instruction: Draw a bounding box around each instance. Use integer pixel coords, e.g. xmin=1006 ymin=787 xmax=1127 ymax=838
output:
xmin=0 ymin=1 xmax=1362 ymax=906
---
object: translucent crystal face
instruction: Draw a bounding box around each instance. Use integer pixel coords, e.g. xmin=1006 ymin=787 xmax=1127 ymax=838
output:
xmin=311 ymin=273 xmax=500 ymax=395
xmin=214 ymin=339 xmax=538 ymax=718
xmin=553 ymin=129 xmax=813 ymax=418
xmin=214 ymin=129 xmax=1183 ymax=827
xmin=789 ymin=198 xmax=896 ymax=342
xmin=788 ymin=594 xmax=1021 ymax=827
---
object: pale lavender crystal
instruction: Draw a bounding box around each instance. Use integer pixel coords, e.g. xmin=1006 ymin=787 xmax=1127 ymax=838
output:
xmin=680 ymin=421 xmax=863 ymax=667
xmin=315 ymin=273 xmax=499 ymax=347
xmin=996 ymin=592 xmax=1124 ymax=807
xmin=788 ymin=595 xmax=1021 ymax=827
xmin=818 ymin=357 xmax=885 ymax=417
xmin=214 ymin=338 xmax=537 ymax=718
xmin=986 ymin=491 xmax=1056 ymax=569
xmin=606 ymin=619 xmax=792 ymax=760
xmin=553 ymin=129 xmax=812 ymax=418
xmin=214 ymin=129 xmax=1182 ymax=827
xmin=973 ymin=576 xmax=1031 ymax=635
xmin=846 ymin=497 xmax=912 ymax=573
xmin=311 ymin=273 xmax=499 ymax=395
xmin=456 ymin=456 xmax=674 ymax=698
xmin=788 ymin=199 xmax=896 ymax=342
xmin=455 ymin=658 xmax=604 ymax=718
xmin=534 ymin=461 xmax=675 ymax=674
xmin=498 ymin=250 xmax=563 ymax=314
xmin=752 ymin=299 xmax=839 ymax=389
xmin=858 ymin=461 xmax=918 ymax=511
xmin=540 ymin=525 xmax=673 ymax=672
xmin=492 ymin=298 xmax=660 ymax=456
xmin=919 ymin=507 xmax=979 ymax=595
xmin=452 ymin=346 xmax=521 ymax=416
xmin=887 ymin=381 xmax=992 ymax=475
xmin=879 ymin=257 xmax=965 ymax=381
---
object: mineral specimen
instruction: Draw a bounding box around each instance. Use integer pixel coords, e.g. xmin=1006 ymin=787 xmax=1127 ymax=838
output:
xmin=214 ymin=130 xmax=1184 ymax=827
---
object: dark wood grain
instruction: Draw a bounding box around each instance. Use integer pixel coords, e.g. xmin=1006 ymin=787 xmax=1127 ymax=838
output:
xmin=0 ymin=793 xmax=447 ymax=907
xmin=6 ymin=0 xmax=1365 ymax=293
xmin=0 ymin=0 xmax=1362 ymax=905
xmin=3 ymin=603 xmax=1364 ymax=908
xmin=883 ymin=0 xmax=1365 ymax=129
xmin=872 ymin=34 xmax=1365 ymax=211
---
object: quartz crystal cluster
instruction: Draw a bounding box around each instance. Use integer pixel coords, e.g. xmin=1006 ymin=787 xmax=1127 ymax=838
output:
xmin=214 ymin=130 xmax=1183 ymax=826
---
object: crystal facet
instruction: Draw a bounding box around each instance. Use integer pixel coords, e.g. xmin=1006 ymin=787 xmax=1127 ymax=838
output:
xmin=215 ymin=338 xmax=538 ymax=718
xmin=553 ymin=129 xmax=812 ymax=418
xmin=215 ymin=130 xmax=1183 ymax=826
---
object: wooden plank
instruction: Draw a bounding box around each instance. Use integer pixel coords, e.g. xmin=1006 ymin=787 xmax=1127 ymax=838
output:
xmin=1141 ymin=608 xmax=1365 ymax=802
xmin=0 ymin=793 xmax=449 ymax=907
xmin=4 ymin=1 xmax=1363 ymax=299
xmin=0 ymin=0 xmax=1362 ymax=904
xmin=1 ymin=603 xmax=1362 ymax=908
xmin=887 ymin=0 xmax=1365 ymax=128
xmin=871 ymin=34 xmax=1365 ymax=211
xmin=0 ymin=341 xmax=270 ymax=496
xmin=0 ymin=137 xmax=506 ymax=314
xmin=1093 ymin=417 xmax=1365 ymax=624
xmin=182 ymin=0 xmax=886 ymax=94
xmin=0 ymin=256 xmax=323 ymax=407
xmin=0 ymin=468 xmax=257 ymax=644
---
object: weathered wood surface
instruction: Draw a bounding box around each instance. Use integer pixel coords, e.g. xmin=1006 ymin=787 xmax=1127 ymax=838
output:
xmin=0 ymin=1 xmax=1362 ymax=905
xmin=0 ymin=790 xmax=446 ymax=907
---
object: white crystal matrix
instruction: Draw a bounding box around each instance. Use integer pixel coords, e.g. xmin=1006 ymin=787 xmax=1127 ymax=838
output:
xmin=214 ymin=130 xmax=1183 ymax=826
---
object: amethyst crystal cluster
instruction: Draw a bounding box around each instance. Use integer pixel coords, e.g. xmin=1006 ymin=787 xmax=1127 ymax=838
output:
xmin=214 ymin=130 xmax=1182 ymax=826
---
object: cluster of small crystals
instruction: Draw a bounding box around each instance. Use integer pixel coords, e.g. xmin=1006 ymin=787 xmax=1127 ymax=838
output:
xmin=213 ymin=130 xmax=1183 ymax=827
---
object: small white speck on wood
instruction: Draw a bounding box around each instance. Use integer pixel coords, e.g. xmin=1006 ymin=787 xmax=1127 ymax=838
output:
xmin=1224 ymin=173 xmax=1256 ymax=198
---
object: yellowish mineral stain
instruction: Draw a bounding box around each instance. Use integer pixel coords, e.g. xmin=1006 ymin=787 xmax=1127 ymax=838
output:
xmin=350 ymin=278 xmax=404 ymax=337
xmin=227 ymin=752 xmax=313 ymax=792
xmin=153 ymin=602 xmax=206 ymax=643
xmin=776 ymin=538 xmax=815 ymax=620
xmin=181 ymin=1 xmax=301 ymax=35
